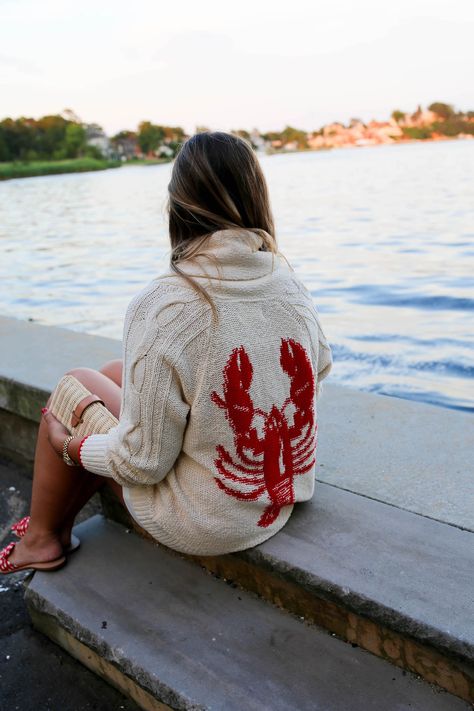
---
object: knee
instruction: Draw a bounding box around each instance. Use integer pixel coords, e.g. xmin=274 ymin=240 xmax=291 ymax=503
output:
xmin=65 ymin=367 xmax=100 ymax=391
xmin=99 ymin=359 xmax=123 ymax=387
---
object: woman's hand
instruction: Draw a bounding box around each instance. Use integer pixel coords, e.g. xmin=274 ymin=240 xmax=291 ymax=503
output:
xmin=42 ymin=408 xmax=81 ymax=465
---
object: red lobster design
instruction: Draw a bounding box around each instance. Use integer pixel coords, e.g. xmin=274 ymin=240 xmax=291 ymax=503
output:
xmin=210 ymin=338 xmax=317 ymax=527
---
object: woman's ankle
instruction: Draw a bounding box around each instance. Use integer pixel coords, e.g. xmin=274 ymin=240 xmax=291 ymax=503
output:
xmin=21 ymin=527 xmax=62 ymax=550
xmin=59 ymin=526 xmax=74 ymax=549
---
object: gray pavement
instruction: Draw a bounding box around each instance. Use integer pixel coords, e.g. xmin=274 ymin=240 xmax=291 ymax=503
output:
xmin=0 ymin=459 xmax=140 ymax=711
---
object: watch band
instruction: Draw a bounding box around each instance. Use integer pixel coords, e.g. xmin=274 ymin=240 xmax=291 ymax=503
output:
xmin=62 ymin=435 xmax=77 ymax=466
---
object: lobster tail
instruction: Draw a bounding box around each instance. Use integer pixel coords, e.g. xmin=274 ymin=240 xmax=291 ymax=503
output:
xmin=257 ymin=502 xmax=283 ymax=528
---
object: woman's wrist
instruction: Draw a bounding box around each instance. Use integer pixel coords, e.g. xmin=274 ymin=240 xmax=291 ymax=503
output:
xmin=66 ymin=436 xmax=82 ymax=466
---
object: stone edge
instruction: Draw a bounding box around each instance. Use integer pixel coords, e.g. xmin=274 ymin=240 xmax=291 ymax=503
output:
xmin=24 ymin=585 xmax=201 ymax=711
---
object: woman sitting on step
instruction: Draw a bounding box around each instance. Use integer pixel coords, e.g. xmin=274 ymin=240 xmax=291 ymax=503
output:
xmin=1 ymin=131 xmax=332 ymax=574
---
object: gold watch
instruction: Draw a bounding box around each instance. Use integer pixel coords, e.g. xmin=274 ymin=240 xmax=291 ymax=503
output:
xmin=62 ymin=435 xmax=77 ymax=466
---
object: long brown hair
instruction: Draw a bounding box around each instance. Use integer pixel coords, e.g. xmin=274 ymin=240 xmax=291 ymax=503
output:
xmin=167 ymin=131 xmax=278 ymax=318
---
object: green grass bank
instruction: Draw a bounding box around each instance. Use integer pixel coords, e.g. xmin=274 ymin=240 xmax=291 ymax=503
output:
xmin=0 ymin=157 xmax=122 ymax=181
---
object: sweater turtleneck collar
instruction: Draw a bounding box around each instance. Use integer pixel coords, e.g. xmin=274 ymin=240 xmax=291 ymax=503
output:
xmin=204 ymin=227 xmax=265 ymax=253
xmin=170 ymin=228 xmax=284 ymax=282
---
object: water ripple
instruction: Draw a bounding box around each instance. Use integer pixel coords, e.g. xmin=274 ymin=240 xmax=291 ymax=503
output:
xmin=318 ymin=285 xmax=474 ymax=311
xmin=1 ymin=141 xmax=473 ymax=411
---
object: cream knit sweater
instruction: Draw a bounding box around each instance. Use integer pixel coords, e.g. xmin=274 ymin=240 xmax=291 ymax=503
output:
xmin=80 ymin=228 xmax=332 ymax=555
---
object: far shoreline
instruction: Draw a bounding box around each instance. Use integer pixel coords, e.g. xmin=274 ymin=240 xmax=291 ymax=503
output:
xmin=0 ymin=157 xmax=121 ymax=182
xmin=264 ymin=133 xmax=472 ymax=158
xmin=1 ymin=135 xmax=471 ymax=182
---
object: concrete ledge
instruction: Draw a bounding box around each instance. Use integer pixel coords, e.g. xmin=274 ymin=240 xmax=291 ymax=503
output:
xmin=25 ymin=516 xmax=471 ymax=711
xmin=1 ymin=315 xmax=472 ymax=530
xmin=0 ymin=316 xmax=120 ymax=465
xmin=0 ymin=316 xmax=122 ymax=396
xmin=0 ymin=408 xmax=39 ymax=466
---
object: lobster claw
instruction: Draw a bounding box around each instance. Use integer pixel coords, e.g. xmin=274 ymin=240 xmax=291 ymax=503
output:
xmin=230 ymin=346 xmax=253 ymax=392
xmin=211 ymin=346 xmax=257 ymax=439
xmin=280 ymin=338 xmax=315 ymax=439
xmin=280 ymin=338 xmax=315 ymax=405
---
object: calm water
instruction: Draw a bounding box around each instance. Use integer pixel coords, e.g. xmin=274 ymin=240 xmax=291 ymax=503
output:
xmin=1 ymin=140 xmax=473 ymax=412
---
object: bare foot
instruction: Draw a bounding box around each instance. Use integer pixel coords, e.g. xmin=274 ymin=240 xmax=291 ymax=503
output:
xmin=7 ymin=532 xmax=63 ymax=568
xmin=12 ymin=517 xmax=73 ymax=553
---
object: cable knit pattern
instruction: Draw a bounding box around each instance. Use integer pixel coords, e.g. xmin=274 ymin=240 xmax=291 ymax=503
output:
xmin=80 ymin=228 xmax=332 ymax=555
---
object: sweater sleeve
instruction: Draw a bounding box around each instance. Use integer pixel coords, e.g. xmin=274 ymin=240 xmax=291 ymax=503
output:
xmin=287 ymin=282 xmax=333 ymax=398
xmin=316 ymin=318 xmax=332 ymax=377
xmin=79 ymin=283 xmax=191 ymax=487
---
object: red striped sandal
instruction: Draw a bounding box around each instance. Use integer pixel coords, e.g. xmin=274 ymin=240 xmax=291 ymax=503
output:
xmin=11 ymin=516 xmax=81 ymax=553
xmin=0 ymin=541 xmax=66 ymax=575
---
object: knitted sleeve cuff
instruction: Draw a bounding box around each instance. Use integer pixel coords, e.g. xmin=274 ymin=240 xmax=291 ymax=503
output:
xmin=79 ymin=433 xmax=112 ymax=477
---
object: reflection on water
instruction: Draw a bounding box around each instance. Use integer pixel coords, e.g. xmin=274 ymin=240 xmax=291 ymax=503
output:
xmin=1 ymin=140 xmax=473 ymax=412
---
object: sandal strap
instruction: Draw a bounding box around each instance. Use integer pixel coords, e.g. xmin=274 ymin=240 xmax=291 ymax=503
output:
xmin=11 ymin=516 xmax=30 ymax=537
xmin=0 ymin=542 xmax=17 ymax=572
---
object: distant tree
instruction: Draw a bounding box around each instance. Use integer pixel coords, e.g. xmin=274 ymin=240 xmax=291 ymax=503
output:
xmin=64 ymin=122 xmax=86 ymax=158
xmin=232 ymin=129 xmax=251 ymax=140
xmin=428 ymin=102 xmax=455 ymax=120
xmin=0 ymin=118 xmax=27 ymax=160
xmin=280 ymin=125 xmax=308 ymax=149
xmin=137 ymin=121 xmax=165 ymax=155
xmin=195 ymin=125 xmax=211 ymax=134
xmin=62 ymin=108 xmax=82 ymax=124
xmin=0 ymin=113 xmax=92 ymax=162
xmin=36 ymin=115 xmax=69 ymax=158
xmin=391 ymin=110 xmax=405 ymax=123
xmin=432 ymin=118 xmax=474 ymax=137
xmin=260 ymin=126 xmax=308 ymax=149
xmin=85 ymin=144 xmax=104 ymax=159
xmin=162 ymin=125 xmax=186 ymax=142
xmin=402 ymin=126 xmax=432 ymax=140
xmin=231 ymin=129 xmax=257 ymax=148
xmin=112 ymin=130 xmax=137 ymax=142
xmin=0 ymin=131 xmax=8 ymax=161
xmin=260 ymin=131 xmax=281 ymax=142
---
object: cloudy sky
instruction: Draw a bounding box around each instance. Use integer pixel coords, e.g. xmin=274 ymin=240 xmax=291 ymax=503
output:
xmin=1 ymin=0 xmax=473 ymax=135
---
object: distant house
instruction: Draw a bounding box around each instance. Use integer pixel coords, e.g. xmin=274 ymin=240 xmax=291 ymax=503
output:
xmin=112 ymin=132 xmax=140 ymax=161
xmin=249 ymin=129 xmax=269 ymax=152
xmin=402 ymin=110 xmax=438 ymax=128
xmin=365 ymin=120 xmax=403 ymax=143
xmin=307 ymin=133 xmax=325 ymax=149
xmin=307 ymin=117 xmax=403 ymax=150
xmin=85 ymin=124 xmax=113 ymax=158
xmin=155 ymin=144 xmax=174 ymax=158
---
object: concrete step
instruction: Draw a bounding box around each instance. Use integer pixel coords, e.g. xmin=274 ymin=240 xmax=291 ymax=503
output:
xmin=102 ymin=481 xmax=474 ymax=703
xmin=25 ymin=515 xmax=470 ymax=711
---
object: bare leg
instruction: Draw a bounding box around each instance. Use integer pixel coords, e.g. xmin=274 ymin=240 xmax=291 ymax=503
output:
xmin=55 ymin=359 xmax=125 ymax=533
xmin=8 ymin=361 xmax=124 ymax=567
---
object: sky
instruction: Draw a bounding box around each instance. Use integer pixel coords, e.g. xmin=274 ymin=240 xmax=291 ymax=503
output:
xmin=1 ymin=0 xmax=473 ymax=136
